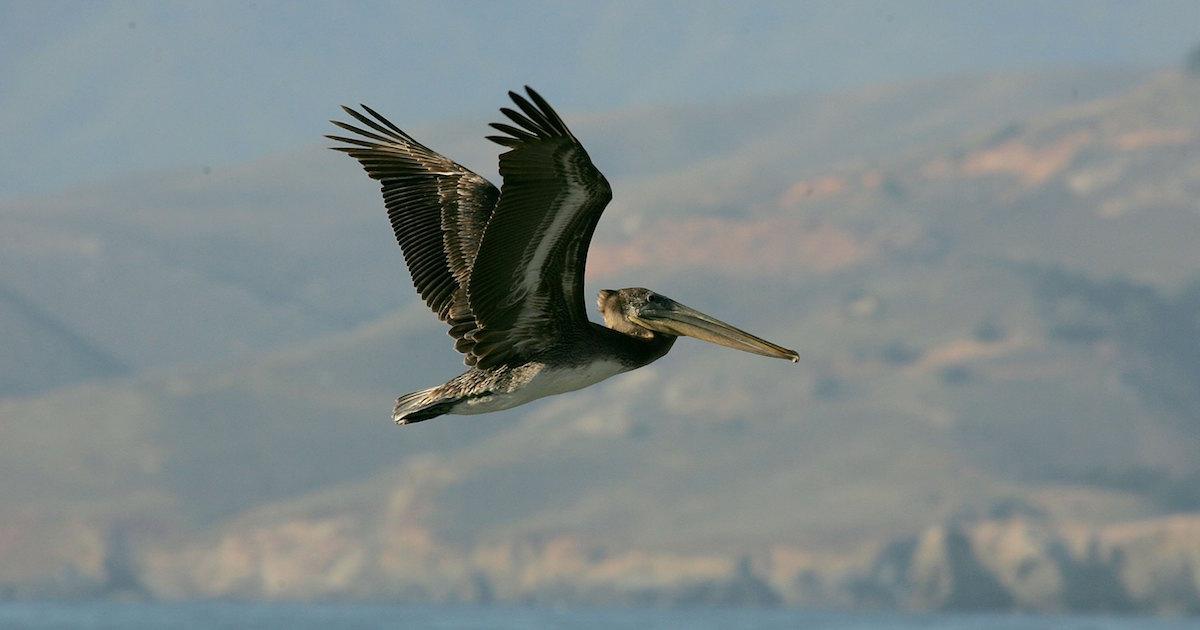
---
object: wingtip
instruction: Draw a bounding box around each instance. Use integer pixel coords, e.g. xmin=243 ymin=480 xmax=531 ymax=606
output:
xmin=485 ymin=135 xmax=521 ymax=147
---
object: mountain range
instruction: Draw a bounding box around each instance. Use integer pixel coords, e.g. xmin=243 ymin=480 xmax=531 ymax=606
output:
xmin=2 ymin=68 xmax=1199 ymax=612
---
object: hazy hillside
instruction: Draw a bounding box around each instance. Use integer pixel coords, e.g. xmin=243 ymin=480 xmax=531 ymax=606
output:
xmin=0 ymin=280 xmax=127 ymax=396
xmin=2 ymin=69 xmax=1199 ymax=611
xmin=0 ymin=69 xmax=1136 ymax=396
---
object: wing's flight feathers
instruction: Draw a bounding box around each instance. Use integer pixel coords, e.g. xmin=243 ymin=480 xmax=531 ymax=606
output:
xmin=325 ymin=135 xmax=380 ymax=150
xmin=524 ymin=86 xmax=577 ymax=141
xmin=485 ymin=135 xmax=522 ymax=147
xmin=468 ymin=88 xmax=611 ymax=368
xmin=328 ymin=105 xmax=499 ymax=359
xmin=338 ymin=105 xmax=407 ymax=143
xmin=488 ymin=122 xmax=537 ymax=141
xmin=357 ymin=103 xmax=422 ymax=145
xmin=329 ymin=119 xmax=397 ymax=146
xmin=511 ymin=87 xmax=574 ymax=139
xmin=486 ymin=86 xmax=576 ymax=146
xmin=507 ymin=91 xmax=556 ymax=134
xmin=331 ymin=89 xmax=605 ymax=369
xmin=499 ymin=107 xmax=547 ymax=135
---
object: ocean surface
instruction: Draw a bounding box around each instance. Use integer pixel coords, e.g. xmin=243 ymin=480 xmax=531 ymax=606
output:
xmin=0 ymin=602 xmax=1196 ymax=630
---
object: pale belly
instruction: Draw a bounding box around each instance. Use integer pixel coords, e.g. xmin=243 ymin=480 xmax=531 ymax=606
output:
xmin=451 ymin=360 xmax=629 ymax=415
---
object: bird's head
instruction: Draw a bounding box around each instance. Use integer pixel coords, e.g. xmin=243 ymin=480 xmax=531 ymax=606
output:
xmin=597 ymin=288 xmax=799 ymax=362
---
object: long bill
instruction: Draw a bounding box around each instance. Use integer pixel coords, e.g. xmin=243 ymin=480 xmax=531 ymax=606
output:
xmin=631 ymin=298 xmax=799 ymax=362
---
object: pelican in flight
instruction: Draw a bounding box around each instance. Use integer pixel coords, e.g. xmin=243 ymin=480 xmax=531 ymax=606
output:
xmin=329 ymin=87 xmax=798 ymax=425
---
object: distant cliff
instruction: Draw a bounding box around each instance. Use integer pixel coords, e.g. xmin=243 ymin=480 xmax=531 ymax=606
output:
xmin=122 ymin=513 xmax=1199 ymax=614
xmin=835 ymin=516 xmax=1198 ymax=614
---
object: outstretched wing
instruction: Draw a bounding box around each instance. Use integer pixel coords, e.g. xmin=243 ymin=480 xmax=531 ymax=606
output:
xmin=466 ymin=87 xmax=613 ymax=369
xmin=328 ymin=105 xmax=498 ymax=359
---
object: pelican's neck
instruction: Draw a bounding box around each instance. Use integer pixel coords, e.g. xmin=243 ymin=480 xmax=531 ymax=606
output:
xmin=589 ymin=322 xmax=676 ymax=369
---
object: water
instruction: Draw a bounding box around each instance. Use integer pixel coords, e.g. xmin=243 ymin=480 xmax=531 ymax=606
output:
xmin=0 ymin=602 xmax=1194 ymax=630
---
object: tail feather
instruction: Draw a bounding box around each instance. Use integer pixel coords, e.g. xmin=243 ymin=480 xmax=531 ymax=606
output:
xmin=392 ymin=386 xmax=454 ymax=425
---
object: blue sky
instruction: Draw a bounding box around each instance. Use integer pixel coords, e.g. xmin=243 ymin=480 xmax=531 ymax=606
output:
xmin=3 ymin=1 xmax=1200 ymax=196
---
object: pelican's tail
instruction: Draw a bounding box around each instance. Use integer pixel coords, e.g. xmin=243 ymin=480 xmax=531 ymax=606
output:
xmin=392 ymin=386 xmax=457 ymax=425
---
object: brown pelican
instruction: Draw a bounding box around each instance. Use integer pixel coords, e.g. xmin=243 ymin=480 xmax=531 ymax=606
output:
xmin=329 ymin=87 xmax=798 ymax=424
